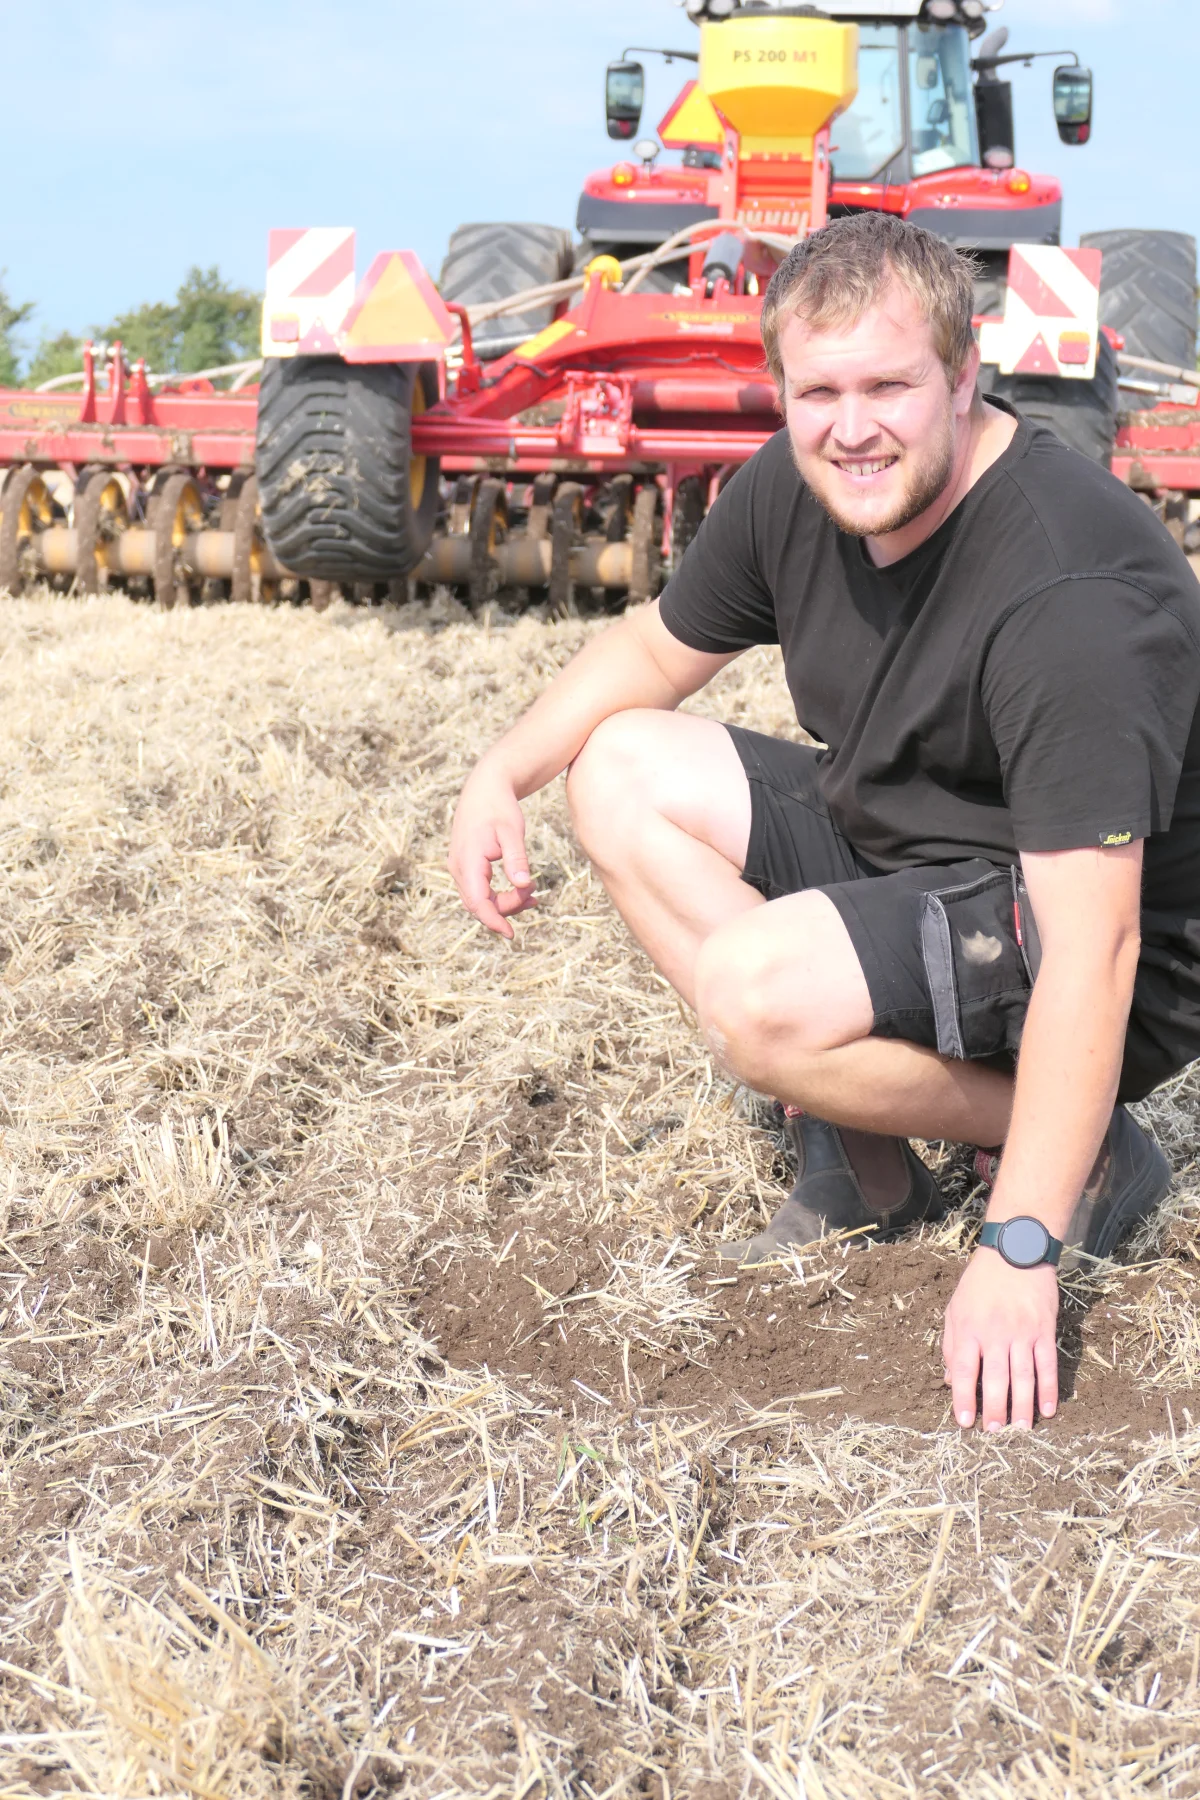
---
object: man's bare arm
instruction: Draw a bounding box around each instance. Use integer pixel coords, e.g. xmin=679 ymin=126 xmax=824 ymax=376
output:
xmin=943 ymin=840 xmax=1143 ymax=1430
xmin=449 ymin=601 xmax=738 ymax=936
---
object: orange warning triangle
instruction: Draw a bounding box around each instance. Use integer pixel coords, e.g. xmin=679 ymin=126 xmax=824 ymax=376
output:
xmin=1013 ymin=331 xmax=1060 ymax=376
xmin=341 ymin=251 xmax=455 ymax=352
xmin=658 ymin=79 xmax=725 ymax=150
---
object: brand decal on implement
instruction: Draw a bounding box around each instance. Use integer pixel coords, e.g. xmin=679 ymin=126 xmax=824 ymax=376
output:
xmin=653 ymin=311 xmax=755 ymax=327
xmin=1 ymin=399 xmax=76 ymax=420
xmin=654 ymin=309 xmax=753 ymax=336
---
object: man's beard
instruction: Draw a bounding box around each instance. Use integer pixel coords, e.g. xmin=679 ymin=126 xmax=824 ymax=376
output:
xmin=795 ymin=411 xmax=957 ymax=539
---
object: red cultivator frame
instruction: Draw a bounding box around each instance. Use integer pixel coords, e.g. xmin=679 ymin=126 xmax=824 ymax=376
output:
xmin=0 ymin=3 xmax=1197 ymax=606
xmin=0 ymin=228 xmax=789 ymax=607
xmin=410 ymin=267 xmax=779 ymax=607
xmin=0 ymin=345 xmax=276 ymax=604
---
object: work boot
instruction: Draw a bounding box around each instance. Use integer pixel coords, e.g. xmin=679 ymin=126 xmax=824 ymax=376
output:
xmin=973 ymin=1106 xmax=1171 ymax=1269
xmin=718 ymin=1107 xmax=946 ymax=1266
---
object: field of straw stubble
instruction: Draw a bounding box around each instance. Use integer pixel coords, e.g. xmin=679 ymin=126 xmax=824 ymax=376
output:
xmin=1 ymin=589 xmax=1200 ymax=1800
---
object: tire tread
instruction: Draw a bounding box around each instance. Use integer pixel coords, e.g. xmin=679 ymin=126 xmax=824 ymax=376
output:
xmin=1081 ymin=228 xmax=1197 ymax=369
xmin=982 ymin=332 xmax=1118 ymax=465
xmin=256 ymin=358 xmax=438 ymax=580
xmin=439 ymin=223 xmax=574 ymax=351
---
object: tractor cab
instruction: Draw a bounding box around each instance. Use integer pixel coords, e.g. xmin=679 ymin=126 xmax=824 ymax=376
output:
xmin=852 ymin=18 xmax=976 ymax=180
xmin=578 ymin=0 xmax=1093 ymax=291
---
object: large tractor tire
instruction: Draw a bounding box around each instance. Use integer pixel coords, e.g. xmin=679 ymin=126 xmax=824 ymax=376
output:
xmin=1081 ymin=229 xmax=1197 ymax=369
xmin=972 ymin=253 xmax=1009 ymax=322
xmin=439 ymin=223 xmax=574 ymax=358
xmin=981 ymin=330 xmax=1119 ymax=466
xmin=256 ymin=357 xmax=439 ymax=582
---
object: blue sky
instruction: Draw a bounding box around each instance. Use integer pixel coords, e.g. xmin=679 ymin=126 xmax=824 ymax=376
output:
xmin=4 ymin=0 xmax=1195 ymax=350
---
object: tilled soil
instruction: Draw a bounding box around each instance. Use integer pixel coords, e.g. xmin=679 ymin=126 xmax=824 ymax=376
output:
xmin=414 ymin=1216 xmax=1198 ymax=1439
xmin=1 ymin=594 xmax=1199 ymax=1800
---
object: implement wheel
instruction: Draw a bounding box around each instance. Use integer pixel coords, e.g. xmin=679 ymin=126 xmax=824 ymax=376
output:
xmin=1081 ymin=229 xmax=1198 ymax=369
xmin=0 ymin=466 xmax=53 ymax=596
xmin=228 ymin=471 xmax=275 ymax=606
xmin=74 ymin=468 xmax=128 ymax=595
xmin=468 ymin=478 xmax=508 ymax=610
xmin=629 ymin=484 xmax=662 ymax=604
xmin=670 ymin=475 xmax=707 ymax=570
xmin=151 ymin=471 xmax=204 ymax=608
xmin=549 ymin=482 xmax=584 ymax=619
xmin=256 ymin=357 xmax=439 ymax=583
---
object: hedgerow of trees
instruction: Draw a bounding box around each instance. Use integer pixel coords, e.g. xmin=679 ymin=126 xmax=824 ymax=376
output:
xmin=0 ymin=266 xmax=262 ymax=388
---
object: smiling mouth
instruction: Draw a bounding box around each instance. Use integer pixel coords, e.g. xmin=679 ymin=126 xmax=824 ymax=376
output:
xmin=832 ymin=456 xmax=899 ymax=479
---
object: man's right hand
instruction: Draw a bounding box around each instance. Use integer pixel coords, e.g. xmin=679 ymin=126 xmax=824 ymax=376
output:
xmin=445 ymin=604 xmax=733 ymax=938
xmin=448 ymin=763 xmax=537 ymax=939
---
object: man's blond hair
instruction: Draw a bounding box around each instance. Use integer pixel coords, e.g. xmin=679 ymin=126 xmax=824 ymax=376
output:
xmin=761 ymin=212 xmax=979 ymax=393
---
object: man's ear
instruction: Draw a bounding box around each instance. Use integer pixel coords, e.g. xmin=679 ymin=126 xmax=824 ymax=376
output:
xmin=954 ymin=341 xmax=982 ymax=417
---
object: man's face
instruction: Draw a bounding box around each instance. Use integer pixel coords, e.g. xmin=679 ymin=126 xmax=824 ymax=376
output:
xmin=777 ymin=278 xmax=977 ymax=539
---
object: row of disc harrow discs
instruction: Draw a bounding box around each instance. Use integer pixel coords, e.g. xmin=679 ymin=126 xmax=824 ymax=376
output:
xmin=0 ymin=461 xmax=717 ymax=610
xmin=0 ymin=463 xmax=286 ymax=604
xmin=413 ymin=471 xmax=709 ymax=614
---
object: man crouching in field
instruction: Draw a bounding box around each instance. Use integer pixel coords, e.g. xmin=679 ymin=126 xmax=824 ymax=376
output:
xmin=449 ymin=212 xmax=1200 ymax=1433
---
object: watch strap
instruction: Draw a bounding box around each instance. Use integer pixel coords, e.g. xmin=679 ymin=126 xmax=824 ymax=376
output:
xmin=980 ymin=1217 xmax=1063 ymax=1268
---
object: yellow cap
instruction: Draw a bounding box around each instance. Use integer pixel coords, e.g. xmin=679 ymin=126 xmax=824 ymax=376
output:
xmin=584 ymin=255 xmax=624 ymax=290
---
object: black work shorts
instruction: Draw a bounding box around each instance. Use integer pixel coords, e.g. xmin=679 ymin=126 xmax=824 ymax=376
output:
xmin=728 ymin=725 xmax=1190 ymax=1105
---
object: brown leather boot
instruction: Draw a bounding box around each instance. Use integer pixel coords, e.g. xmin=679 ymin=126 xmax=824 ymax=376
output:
xmin=718 ymin=1108 xmax=946 ymax=1266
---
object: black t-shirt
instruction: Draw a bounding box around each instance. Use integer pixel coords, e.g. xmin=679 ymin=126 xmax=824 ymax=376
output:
xmin=659 ymin=407 xmax=1200 ymax=935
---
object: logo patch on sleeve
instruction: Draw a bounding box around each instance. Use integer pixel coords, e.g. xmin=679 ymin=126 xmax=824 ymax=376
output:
xmin=1099 ymin=830 xmax=1133 ymax=847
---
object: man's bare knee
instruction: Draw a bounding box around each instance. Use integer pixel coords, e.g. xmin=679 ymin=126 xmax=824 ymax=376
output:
xmin=569 ymin=710 xmax=752 ymax=880
xmin=695 ymin=927 xmax=792 ymax=1081
xmin=695 ymin=900 xmax=874 ymax=1082
xmin=566 ymin=711 xmax=661 ymax=862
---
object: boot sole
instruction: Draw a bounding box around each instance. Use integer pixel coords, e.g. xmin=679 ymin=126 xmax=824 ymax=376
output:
xmin=717 ymin=1193 xmax=948 ymax=1267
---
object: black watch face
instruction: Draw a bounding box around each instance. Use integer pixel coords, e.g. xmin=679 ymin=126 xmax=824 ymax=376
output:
xmin=998 ymin=1217 xmax=1051 ymax=1268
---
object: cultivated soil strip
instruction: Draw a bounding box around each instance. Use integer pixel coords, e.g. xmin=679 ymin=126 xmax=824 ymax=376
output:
xmin=0 ymin=590 xmax=1198 ymax=1800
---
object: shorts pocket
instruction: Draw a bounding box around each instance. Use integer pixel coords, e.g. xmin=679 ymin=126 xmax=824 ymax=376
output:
xmin=919 ymin=866 xmax=1036 ymax=1060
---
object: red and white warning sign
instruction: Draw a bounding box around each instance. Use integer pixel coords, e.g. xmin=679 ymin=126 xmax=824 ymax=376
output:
xmin=261 ymin=227 xmax=357 ymax=358
xmin=977 ymin=245 xmax=1101 ymax=381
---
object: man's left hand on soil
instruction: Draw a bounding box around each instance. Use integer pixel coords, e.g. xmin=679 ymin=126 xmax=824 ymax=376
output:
xmin=942 ymin=1251 xmax=1059 ymax=1431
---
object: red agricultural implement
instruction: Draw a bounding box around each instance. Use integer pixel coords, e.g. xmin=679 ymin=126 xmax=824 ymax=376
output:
xmin=0 ymin=0 xmax=1198 ymax=608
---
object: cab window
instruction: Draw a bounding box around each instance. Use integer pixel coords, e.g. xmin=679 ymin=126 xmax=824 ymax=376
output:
xmin=908 ymin=23 xmax=980 ymax=176
xmin=830 ymin=25 xmax=904 ymax=181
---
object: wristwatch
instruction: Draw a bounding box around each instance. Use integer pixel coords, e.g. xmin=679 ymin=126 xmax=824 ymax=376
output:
xmin=979 ymin=1216 xmax=1063 ymax=1269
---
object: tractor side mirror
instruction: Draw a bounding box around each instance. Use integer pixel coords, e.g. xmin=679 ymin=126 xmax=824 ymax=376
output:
xmin=1053 ymin=65 xmax=1093 ymax=145
xmin=606 ymin=60 xmax=645 ymax=141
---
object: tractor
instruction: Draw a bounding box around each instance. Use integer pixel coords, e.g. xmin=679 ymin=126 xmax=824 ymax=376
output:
xmin=0 ymin=0 xmax=1196 ymax=605
xmin=441 ymin=0 xmax=1195 ymax=470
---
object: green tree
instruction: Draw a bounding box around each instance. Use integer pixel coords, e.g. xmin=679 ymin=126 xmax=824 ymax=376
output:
xmin=173 ymin=265 xmax=261 ymax=369
xmin=101 ymin=298 xmax=176 ymax=372
xmin=101 ymin=266 xmax=261 ymax=375
xmin=25 ymin=330 xmax=83 ymax=389
xmin=0 ymin=273 xmax=33 ymax=387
